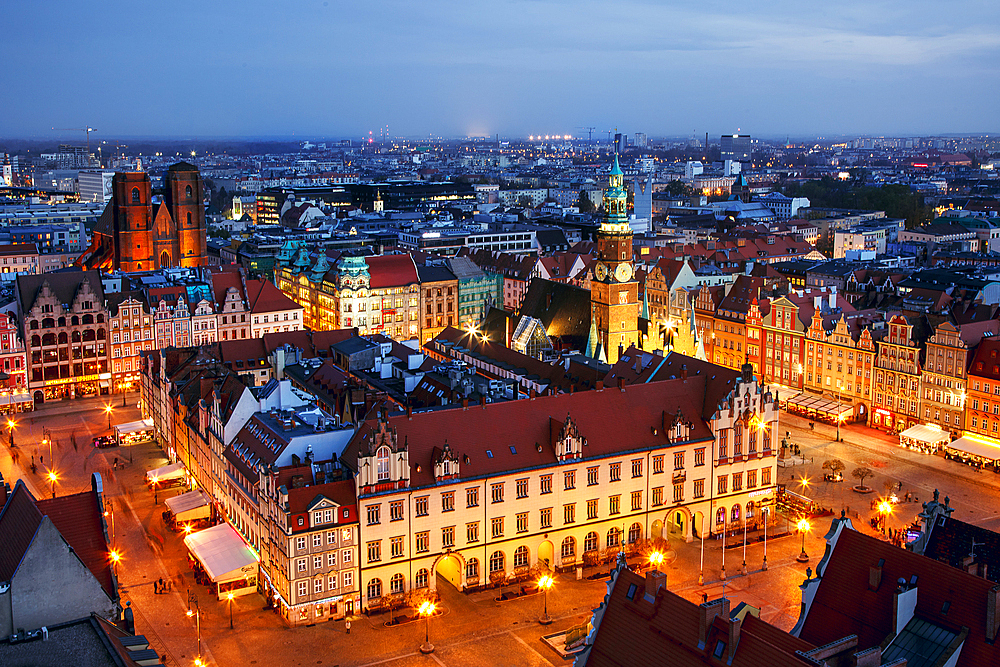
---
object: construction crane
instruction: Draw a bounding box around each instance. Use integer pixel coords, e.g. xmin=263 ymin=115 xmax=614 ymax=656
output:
xmin=51 ymin=126 xmax=96 ymax=155
xmin=576 ymin=126 xmax=596 ymax=143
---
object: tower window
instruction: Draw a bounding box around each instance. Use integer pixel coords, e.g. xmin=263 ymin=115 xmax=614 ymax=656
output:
xmin=131 ymin=188 xmax=140 ymax=203
xmin=187 ymin=212 xmax=192 ymax=226
xmin=185 ymin=185 xmax=192 ymax=199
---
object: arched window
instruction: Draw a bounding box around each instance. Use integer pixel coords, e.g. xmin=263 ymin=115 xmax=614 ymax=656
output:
xmin=82 ymin=314 xmax=94 ymax=325
xmin=366 ymin=578 xmax=382 ymax=600
xmin=42 ymin=333 xmax=56 ymax=346
xmin=187 ymin=212 xmax=192 ymax=227
xmin=30 ymin=335 xmax=40 ymax=348
xmin=161 ymin=251 xmax=170 ymax=268
xmin=716 ymin=507 xmax=726 ymax=525
xmin=97 ymin=314 xmax=104 ymax=323
xmin=513 ymin=546 xmax=529 ymax=568
xmin=746 ymin=502 xmax=755 ymax=520
xmin=71 ymin=331 xmax=81 ymax=343
xmin=389 ymin=573 xmax=405 ymax=595
xmin=131 ymin=188 xmax=140 ymax=203
xmin=628 ymin=523 xmax=642 ymax=544
xmin=376 ymin=446 xmax=391 ymax=481
xmin=185 ymin=185 xmax=192 ymax=199
xmin=58 ymin=332 xmax=68 ymax=345
xmin=489 ymin=550 xmax=505 ymax=574
xmin=71 ymin=316 xmax=79 ymax=326
xmin=466 ymin=558 xmax=479 ymax=579
xmin=584 ymin=532 xmax=598 ymax=553
xmin=97 ymin=328 xmax=106 ymax=340
xmin=560 ymin=536 xmax=576 ymax=559
xmin=42 ymin=318 xmax=54 ymax=329
xmin=83 ymin=329 xmax=96 ymax=342
xmin=607 ymin=527 xmax=620 ymax=548
xmin=29 ymin=320 xmax=39 ymax=330
xmin=414 ymin=568 xmax=429 ymax=589
xmin=731 ymin=505 xmax=740 ymax=523
xmin=57 ymin=317 xmax=66 ymax=327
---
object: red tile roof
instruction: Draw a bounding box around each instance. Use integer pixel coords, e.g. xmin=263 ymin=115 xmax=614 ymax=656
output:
xmin=798 ymin=526 xmax=1000 ymax=667
xmin=286 ymin=478 xmax=358 ymax=527
xmin=344 ymin=365 xmax=740 ymax=489
xmin=36 ymin=488 xmax=115 ymax=599
xmin=365 ymin=254 xmax=419 ymax=288
xmin=246 ymin=278 xmax=301 ymax=314
xmin=968 ymin=336 xmax=1000 ymax=382
xmin=210 ymin=270 xmax=245 ymax=308
xmin=0 ymin=481 xmax=44 ymax=583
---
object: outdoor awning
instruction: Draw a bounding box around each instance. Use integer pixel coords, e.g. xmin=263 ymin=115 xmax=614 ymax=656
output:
xmin=783 ymin=392 xmax=853 ymax=418
xmin=946 ymin=436 xmax=1000 ymax=462
xmin=165 ymin=489 xmax=210 ymax=515
xmin=184 ymin=523 xmax=259 ymax=583
xmin=899 ymin=424 xmax=950 ymax=446
xmin=115 ymin=418 xmax=154 ymax=435
xmin=146 ymin=462 xmax=184 ymax=483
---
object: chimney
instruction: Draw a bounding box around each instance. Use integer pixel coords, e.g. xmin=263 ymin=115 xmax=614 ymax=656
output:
xmin=869 ymin=564 xmax=883 ymax=592
xmin=618 ymin=377 xmax=626 ymax=391
xmin=829 ymin=286 xmax=837 ymax=309
xmin=854 ymin=647 xmax=882 ymax=667
xmin=698 ymin=597 xmax=731 ymax=649
xmin=529 ymin=388 xmax=536 ymax=400
xmin=462 ymin=398 xmax=469 ymax=410
xmin=987 ymin=584 xmax=1000 ymax=642
xmin=406 ymin=404 xmax=412 ymax=420
xmin=596 ymin=380 xmax=604 ymax=391
xmin=727 ymin=616 xmax=743 ymax=659
xmin=680 ymin=364 xmax=688 ymax=381
xmin=645 ymin=570 xmax=667 ymax=600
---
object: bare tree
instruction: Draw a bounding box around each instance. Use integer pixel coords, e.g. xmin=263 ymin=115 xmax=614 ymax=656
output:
xmin=852 ymin=467 xmax=874 ymax=490
xmin=823 ymin=459 xmax=845 ymax=475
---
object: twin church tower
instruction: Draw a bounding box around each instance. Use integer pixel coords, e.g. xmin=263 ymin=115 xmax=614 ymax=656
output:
xmin=590 ymin=153 xmax=640 ymax=364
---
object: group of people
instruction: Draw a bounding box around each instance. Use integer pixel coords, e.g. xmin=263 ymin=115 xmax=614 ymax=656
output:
xmin=153 ymin=577 xmax=171 ymax=594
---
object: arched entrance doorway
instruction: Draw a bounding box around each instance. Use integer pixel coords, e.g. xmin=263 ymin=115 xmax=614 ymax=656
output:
xmin=650 ymin=519 xmax=664 ymax=540
xmin=434 ymin=553 xmax=463 ymax=590
xmin=666 ymin=506 xmax=694 ymax=542
xmin=33 ymin=390 xmax=43 ymax=405
xmin=693 ymin=511 xmax=705 ymax=539
xmin=538 ymin=540 xmax=554 ymax=570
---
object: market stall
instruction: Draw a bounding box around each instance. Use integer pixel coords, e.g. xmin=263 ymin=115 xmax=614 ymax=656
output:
xmin=184 ymin=523 xmax=259 ymax=599
xmin=164 ymin=489 xmax=212 ymax=531
xmin=783 ymin=392 xmax=854 ymax=423
xmin=898 ymin=424 xmax=951 ymax=454
xmin=145 ymin=462 xmax=186 ymax=489
xmin=114 ymin=419 xmax=154 ymax=446
xmin=944 ymin=435 xmax=1000 ymax=471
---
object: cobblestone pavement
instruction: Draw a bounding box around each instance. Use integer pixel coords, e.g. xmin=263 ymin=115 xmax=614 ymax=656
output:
xmin=6 ymin=398 xmax=1000 ymax=665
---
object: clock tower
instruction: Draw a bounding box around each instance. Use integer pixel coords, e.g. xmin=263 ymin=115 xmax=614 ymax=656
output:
xmin=591 ymin=153 xmax=639 ymax=364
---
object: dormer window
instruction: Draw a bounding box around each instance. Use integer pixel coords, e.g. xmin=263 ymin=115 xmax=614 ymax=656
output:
xmin=376 ymin=446 xmax=391 ymax=481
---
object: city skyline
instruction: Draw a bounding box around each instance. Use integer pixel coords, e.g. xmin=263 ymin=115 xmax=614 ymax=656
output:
xmin=4 ymin=0 xmax=999 ymax=139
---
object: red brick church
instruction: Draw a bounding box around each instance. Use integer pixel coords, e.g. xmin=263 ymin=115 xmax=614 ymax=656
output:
xmin=77 ymin=162 xmax=207 ymax=271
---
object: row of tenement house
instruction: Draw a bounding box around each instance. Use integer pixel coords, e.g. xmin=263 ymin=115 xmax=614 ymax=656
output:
xmin=12 ymin=265 xmax=303 ymax=405
xmin=140 ymin=330 xmax=780 ymax=627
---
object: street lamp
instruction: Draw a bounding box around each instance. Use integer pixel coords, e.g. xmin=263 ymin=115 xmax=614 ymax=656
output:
xmin=186 ymin=600 xmax=202 ymax=663
xmin=537 ymin=574 xmax=554 ymax=625
xmin=110 ymin=549 xmax=121 ymax=579
xmin=47 ymin=470 xmax=58 ymax=498
xmin=151 ymin=476 xmax=159 ymax=504
xmin=796 ymin=518 xmax=811 ymax=562
xmin=878 ymin=499 xmax=893 ymax=533
xmin=648 ymin=551 xmax=664 ymax=571
xmin=418 ymin=600 xmax=436 ymax=654
xmin=227 ymin=591 xmax=235 ymax=629
xmin=6 ymin=418 xmax=14 ymax=447
xmin=105 ymin=404 xmax=113 ymax=430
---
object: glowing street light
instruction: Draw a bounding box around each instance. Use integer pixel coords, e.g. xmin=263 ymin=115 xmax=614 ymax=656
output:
xmin=227 ymin=591 xmax=235 ymax=629
xmin=648 ymin=551 xmax=664 ymax=571
xmin=47 ymin=470 xmax=58 ymax=498
xmin=151 ymin=475 xmax=159 ymax=504
xmin=105 ymin=404 xmax=113 ymax=430
xmin=418 ymin=600 xmax=436 ymax=654
xmin=186 ymin=604 xmax=202 ymax=662
xmin=6 ymin=418 xmax=14 ymax=447
xmin=537 ymin=574 xmax=554 ymax=625
xmin=796 ymin=518 xmax=811 ymax=562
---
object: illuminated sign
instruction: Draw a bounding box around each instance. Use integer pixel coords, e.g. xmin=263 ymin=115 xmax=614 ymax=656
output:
xmin=748 ymin=489 xmax=772 ymax=499
xmin=874 ymin=408 xmax=892 ymax=418
xmin=42 ymin=372 xmax=112 ymax=388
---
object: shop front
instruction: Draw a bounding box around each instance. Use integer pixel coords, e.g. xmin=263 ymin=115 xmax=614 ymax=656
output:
xmin=31 ymin=372 xmax=112 ymax=404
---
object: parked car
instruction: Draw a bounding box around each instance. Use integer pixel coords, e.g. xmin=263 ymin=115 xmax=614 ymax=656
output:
xmin=93 ymin=435 xmax=117 ymax=448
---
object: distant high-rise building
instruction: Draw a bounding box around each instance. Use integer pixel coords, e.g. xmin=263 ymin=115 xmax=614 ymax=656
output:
xmin=632 ymin=132 xmax=648 ymax=149
xmin=720 ymin=134 xmax=753 ymax=162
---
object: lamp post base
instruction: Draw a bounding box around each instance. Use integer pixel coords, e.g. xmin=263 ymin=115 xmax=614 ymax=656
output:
xmin=762 ymin=556 xmax=768 ymax=571
xmin=538 ymin=614 xmax=553 ymax=625
xmin=419 ymin=643 xmax=435 ymax=654
xmin=741 ymin=561 xmax=747 ymax=575
xmin=698 ymin=572 xmax=704 ymax=585
xmin=720 ymin=566 xmax=726 ymax=580
xmin=796 ymin=551 xmax=809 ymax=563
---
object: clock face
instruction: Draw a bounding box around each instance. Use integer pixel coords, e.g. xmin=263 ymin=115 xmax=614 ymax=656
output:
xmin=615 ymin=263 xmax=633 ymax=283
xmin=594 ymin=262 xmax=608 ymax=281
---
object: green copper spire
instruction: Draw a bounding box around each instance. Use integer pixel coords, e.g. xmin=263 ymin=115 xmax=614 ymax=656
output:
xmin=600 ymin=152 xmax=629 ymax=232
xmin=610 ymin=152 xmax=623 ymax=177
xmin=587 ymin=316 xmax=598 ymax=358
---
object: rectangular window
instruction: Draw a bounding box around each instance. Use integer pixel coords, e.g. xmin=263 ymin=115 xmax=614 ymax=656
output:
xmin=652 ymin=455 xmax=664 ymax=474
xmin=718 ymin=476 xmax=728 ymax=494
xmin=415 ymin=496 xmax=428 ymax=517
xmin=673 ymin=452 xmax=685 ymax=470
xmin=693 ymin=479 xmax=705 ymax=499
xmin=631 ymin=491 xmax=642 ymax=511
xmin=466 ymin=487 xmax=479 ymax=508
xmin=564 ymin=503 xmax=576 ymax=524
xmin=516 ymin=512 xmax=528 ymax=533
xmin=587 ymin=498 xmax=598 ymax=519
xmin=673 ymin=483 xmax=683 ymax=503
xmin=631 ymin=459 xmax=643 ymax=478
xmin=491 ymin=483 xmax=504 ymax=503
xmin=442 ymin=526 xmax=455 ymax=548
xmin=297 ymin=558 xmax=307 ymax=572
xmin=516 ymin=478 xmax=528 ymax=499
xmin=748 ymin=469 xmax=757 ymax=488
xmin=540 ymin=507 xmax=553 ymax=529
xmin=540 ymin=474 xmax=553 ymax=494
xmin=609 ymin=495 xmax=620 ymax=515
xmin=366 ymin=505 xmax=380 ymax=525
xmin=296 ymin=536 xmax=306 ymax=552
xmin=732 ymin=473 xmax=743 ymax=492
xmin=298 ymin=581 xmax=308 ymax=598
xmin=652 ymin=487 xmax=663 ymax=506
xmin=491 ymin=517 xmax=504 ymax=538
xmin=587 ymin=467 xmax=599 ymax=486
xmin=610 ymin=462 xmax=621 ymax=482
xmin=467 ymin=522 xmax=479 ymax=543
xmin=390 ymin=536 xmax=404 ymax=558
xmin=327 ymin=552 xmax=337 ymax=567
xmin=367 ymin=541 xmax=381 ymax=563
xmin=442 ymin=491 xmax=455 ymax=512
xmin=695 ymin=448 xmax=706 ymax=466
xmin=564 ymin=470 xmax=576 ymax=490
xmin=312 ymin=534 xmax=322 ymax=548
xmin=762 ymin=468 xmax=771 ymax=486
xmin=389 ymin=500 xmax=404 ymax=522
xmin=327 ymin=531 xmax=336 ymax=546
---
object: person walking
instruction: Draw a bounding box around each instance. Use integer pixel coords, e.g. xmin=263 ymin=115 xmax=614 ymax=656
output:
xmin=345 ymin=619 xmax=351 ymax=635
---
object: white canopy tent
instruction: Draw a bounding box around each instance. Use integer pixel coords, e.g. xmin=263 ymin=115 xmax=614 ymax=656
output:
xmin=898 ymin=424 xmax=950 ymax=452
xmin=184 ymin=523 xmax=259 ymax=599
xmin=164 ymin=489 xmax=210 ymax=520
xmin=145 ymin=462 xmax=184 ymax=484
xmin=115 ymin=418 xmax=154 ymax=436
xmin=945 ymin=436 xmax=1000 ymax=464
